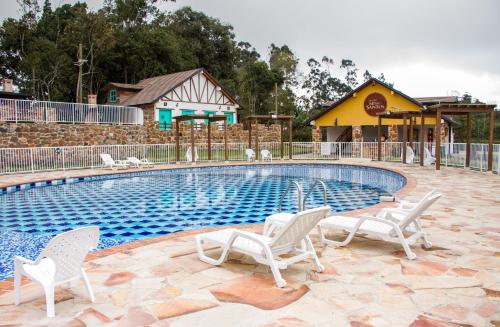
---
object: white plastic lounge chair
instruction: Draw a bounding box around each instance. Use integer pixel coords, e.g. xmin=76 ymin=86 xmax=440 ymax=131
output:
xmin=397 ymin=190 xmax=440 ymax=212
xmin=424 ymin=147 xmax=436 ymax=166
xmin=196 ymin=206 xmax=330 ymax=287
xmin=245 ymin=149 xmax=256 ymax=161
xmin=100 ymin=153 xmax=129 ymax=170
xmin=317 ymin=192 xmax=441 ymax=259
xmin=404 ymin=146 xmax=415 ymax=163
xmin=127 ymin=156 xmax=154 ymax=168
xmin=14 ymin=226 xmax=100 ymax=317
xmin=186 ymin=146 xmax=198 ymax=162
xmin=261 ymin=149 xmax=272 ymax=161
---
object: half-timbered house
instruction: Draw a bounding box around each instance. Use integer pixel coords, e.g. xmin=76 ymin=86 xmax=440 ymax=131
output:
xmin=103 ymin=68 xmax=239 ymax=130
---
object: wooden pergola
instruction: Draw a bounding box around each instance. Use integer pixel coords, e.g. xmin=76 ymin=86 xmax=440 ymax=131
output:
xmin=246 ymin=114 xmax=294 ymax=160
xmin=174 ymin=114 xmax=228 ymax=163
xmin=376 ymin=103 xmax=496 ymax=170
xmin=428 ymin=103 xmax=496 ymax=170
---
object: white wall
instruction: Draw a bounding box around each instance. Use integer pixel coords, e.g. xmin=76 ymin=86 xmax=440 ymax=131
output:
xmin=326 ymin=127 xmax=347 ymax=142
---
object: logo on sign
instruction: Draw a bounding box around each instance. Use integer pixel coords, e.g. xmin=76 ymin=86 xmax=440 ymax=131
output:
xmin=364 ymin=93 xmax=387 ymax=116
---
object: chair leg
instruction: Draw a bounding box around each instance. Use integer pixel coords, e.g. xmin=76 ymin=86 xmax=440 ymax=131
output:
xmin=304 ymin=236 xmax=324 ymax=272
xmin=319 ymin=224 xmax=357 ymax=247
xmin=267 ymin=257 xmax=286 ymax=288
xmin=415 ymin=220 xmax=432 ymax=248
xmin=13 ymin=262 xmax=22 ymax=306
xmin=44 ymin=285 xmax=55 ymax=318
xmin=421 ymin=233 xmax=432 ymax=249
xmin=81 ymin=269 xmax=95 ymax=303
xmin=196 ymin=236 xmax=231 ymax=266
xmin=394 ymin=228 xmax=417 ymax=260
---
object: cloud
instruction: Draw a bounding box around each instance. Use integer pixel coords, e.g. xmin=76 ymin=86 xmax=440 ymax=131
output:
xmin=2 ymin=0 xmax=500 ymax=104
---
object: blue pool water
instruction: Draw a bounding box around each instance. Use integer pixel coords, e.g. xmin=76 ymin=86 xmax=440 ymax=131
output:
xmin=0 ymin=164 xmax=405 ymax=279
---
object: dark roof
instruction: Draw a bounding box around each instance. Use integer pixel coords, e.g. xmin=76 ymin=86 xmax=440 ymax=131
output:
xmin=106 ymin=68 xmax=239 ymax=107
xmin=415 ymin=96 xmax=458 ymax=105
xmin=104 ymin=82 xmax=144 ymax=91
xmin=309 ymin=78 xmax=423 ymax=123
xmin=0 ymin=90 xmax=30 ymax=100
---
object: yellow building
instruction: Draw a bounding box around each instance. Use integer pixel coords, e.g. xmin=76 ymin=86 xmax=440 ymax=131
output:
xmin=309 ymin=78 xmax=454 ymax=143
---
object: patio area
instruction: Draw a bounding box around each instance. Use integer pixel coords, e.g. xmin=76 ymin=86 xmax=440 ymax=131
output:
xmin=0 ymin=161 xmax=498 ymax=326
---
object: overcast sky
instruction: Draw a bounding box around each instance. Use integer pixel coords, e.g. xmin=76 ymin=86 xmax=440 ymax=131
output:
xmin=2 ymin=0 xmax=500 ymax=104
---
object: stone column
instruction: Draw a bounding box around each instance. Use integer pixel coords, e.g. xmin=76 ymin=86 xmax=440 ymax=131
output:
xmin=352 ymin=125 xmax=362 ymax=142
xmin=440 ymin=123 xmax=448 ymax=143
xmin=312 ymin=126 xmax=322 ymax=142
xmin=388 ymin=125 xmax=399 ymax=142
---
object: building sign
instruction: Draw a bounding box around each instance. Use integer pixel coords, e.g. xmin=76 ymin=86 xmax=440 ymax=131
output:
xmin=364 ymin=93 xmax=387 ymax=116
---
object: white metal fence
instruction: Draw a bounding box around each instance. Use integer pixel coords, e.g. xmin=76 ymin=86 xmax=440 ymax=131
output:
xmin=0 ymin=142 xmax=499 ymax=174
xmin=0 ymin=99 xmax=144 ymax=125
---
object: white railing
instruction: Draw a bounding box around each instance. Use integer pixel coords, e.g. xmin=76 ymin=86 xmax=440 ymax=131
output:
xmin=0 ymin=142 xmax=499 ymax=175
xmin=0 ymin=99 xmax=144 ymax=125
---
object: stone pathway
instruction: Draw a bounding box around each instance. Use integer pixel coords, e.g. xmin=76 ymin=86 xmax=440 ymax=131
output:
xmin=0 ymin=161 xmax=498 ymax=326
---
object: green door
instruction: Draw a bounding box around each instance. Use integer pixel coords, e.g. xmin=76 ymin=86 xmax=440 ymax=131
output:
xmin=158 ymin=109 xmax=172 ymax=130
xmin=224 ymin=112 xmax=234 ymax=124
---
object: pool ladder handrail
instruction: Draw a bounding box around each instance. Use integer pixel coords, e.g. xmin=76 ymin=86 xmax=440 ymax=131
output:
xmin=302 ymin=179 xmax=328 ymax=211
xmin=278 ymin=180 xmax=303 ymax=212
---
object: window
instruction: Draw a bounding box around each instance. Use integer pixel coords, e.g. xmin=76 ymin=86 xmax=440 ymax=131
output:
xmin=204 ymin=111 xmax=215 ymax=123
xmin=109 ymin=89 xmax=117 ymax=103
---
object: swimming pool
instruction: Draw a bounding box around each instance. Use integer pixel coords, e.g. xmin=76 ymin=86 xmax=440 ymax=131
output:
xmin=0 ymin=164 xmax=405 ymax=279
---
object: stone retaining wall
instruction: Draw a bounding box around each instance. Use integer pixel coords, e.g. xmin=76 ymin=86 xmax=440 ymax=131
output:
xmin=0 ymin=122 xmax=281 ymax=148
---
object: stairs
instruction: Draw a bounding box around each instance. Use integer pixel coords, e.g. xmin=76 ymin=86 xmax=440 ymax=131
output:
xmin=336 ymin=126 xmax=352 ymax=142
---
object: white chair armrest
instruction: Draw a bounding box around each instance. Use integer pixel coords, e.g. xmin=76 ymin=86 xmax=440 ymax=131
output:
xmin=15 ymin=256 xmax=37 ymax=265
xmin=115 ymin=160 xmax=129 ymax=165
xmin=231 ymin=230 xmax=270 ymax=248
xmin=398 ymin=200 xmax=415 ymax=209
xmin=360 ymin=215 xmax=400 ymax=229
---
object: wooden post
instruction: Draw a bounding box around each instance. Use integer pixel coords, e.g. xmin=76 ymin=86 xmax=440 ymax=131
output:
xmin=224 ymin=118 xmax=229 ymax=162
xmin=435 ymin=110 xmax=441 ymax=170
xmin=466 ymin=113 xmax=471 ymax=167
xmin=420 ymin=114 xmax=425 ymax=166
xmin=402 ymin=116 xmax=407 ymax=164
xmin=248 ymin=120 xmax=252 ymax=149
xmin=488 ymin=110 xmax=494 ymax=171
xmin=280 ymin=121 xmax=284 ymax=159
xmin=255 ymin=120 xmax=259 ymax=161
xmin=175 ymin=121 xmax=180 ymax=162
xmin=377 ymin=116 xmax=382 ymax=161
xmin=190 ymin=120 xmax=195 ymax=163
xmin=207 ymin=120 xmax=212 ymax=161
xmin=288 ymin=118 xmax=293 ymax=159
xmin=409 ymin=117 xmax=414 ymax=148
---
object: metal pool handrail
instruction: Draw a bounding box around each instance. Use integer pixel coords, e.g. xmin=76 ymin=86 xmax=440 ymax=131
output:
xmin=303 ymin=179 xmax=328 ymax=211
xmin=278 ymin=180 xmax=303 ymax=212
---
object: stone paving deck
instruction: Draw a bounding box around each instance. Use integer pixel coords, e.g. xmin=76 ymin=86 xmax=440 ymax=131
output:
xmin=0 ymin=160 xmax=498 ymax=326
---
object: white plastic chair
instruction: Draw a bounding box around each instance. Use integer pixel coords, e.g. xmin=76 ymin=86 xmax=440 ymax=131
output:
xmin=424 ymin=147 xmax=436 ymax=166
xmin=404 ymin=146 xmax=415 ymax=163
xmin=196 ymin=206 xmax=330 ymax=287
xmin=245 ymin=149 xmax=256 ymax=162
xmin=261 ymin=149 xmax=272 ymax=161
xmin=127 ymin=157 xmax=154 ymax=168
xmin=14 ymin=226 xmax=100 ymax=317
xmin=100 ymin=153 xmax=129 ymax=170
xmin=186 ymin=146 xmax=198 ymax=162
xmin=317 ymin=192 xmax=441 ymax=259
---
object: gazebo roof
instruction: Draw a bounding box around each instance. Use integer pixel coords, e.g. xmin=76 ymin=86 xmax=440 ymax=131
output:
xmin=427 ymin=103 xmax=496 ymax=114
